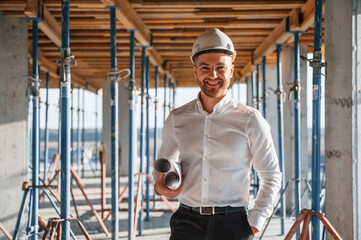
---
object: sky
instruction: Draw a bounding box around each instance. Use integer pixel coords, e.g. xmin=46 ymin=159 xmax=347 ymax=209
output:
xmin=36 ymin=53 xmax=324 ymax=131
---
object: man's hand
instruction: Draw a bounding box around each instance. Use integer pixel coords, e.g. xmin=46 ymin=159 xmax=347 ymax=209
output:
xmin=154 ymin=173 xmax=184 ymax=199
xmin=250 ymin=226 xmax=259 ymax=237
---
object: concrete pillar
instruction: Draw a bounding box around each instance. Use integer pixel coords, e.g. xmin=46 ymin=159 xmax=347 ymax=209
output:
xmin=282 ymin=45 xmax=310 ymax=214
xmin=0 ymin=12 xmax=28 ymax=237
xmin=264 ymin=64 xmax=279 ymax=155
xmin=325 ymin=0 xmax=361 ymax=238
xmin=102 ymin=81 xmax=137 ymax=176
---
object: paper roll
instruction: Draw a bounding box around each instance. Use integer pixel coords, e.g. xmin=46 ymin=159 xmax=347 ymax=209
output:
xmin=154 ymin=158 xmax=182 ymax=190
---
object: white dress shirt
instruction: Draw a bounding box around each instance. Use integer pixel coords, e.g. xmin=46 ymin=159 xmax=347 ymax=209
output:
xmin=158 ymin=92 xmax=282 ymax=230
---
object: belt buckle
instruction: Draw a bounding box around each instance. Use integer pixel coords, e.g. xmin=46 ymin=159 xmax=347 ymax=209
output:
xmin=199 ymin=206 xmax=215 ymax=215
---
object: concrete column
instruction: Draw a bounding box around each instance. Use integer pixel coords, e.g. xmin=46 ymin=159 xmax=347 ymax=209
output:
xmin=264 ymin=64 xmax=279 ymax=155
xmin=282 ymin=45 xmax=310 ymax=214
xmin=0 ymin=13 xmax=28 ymax=237
xmin=102 ymin=81 xmax=137 ymax=176
xmin=325 ymin=0 xmax=361 ymax=238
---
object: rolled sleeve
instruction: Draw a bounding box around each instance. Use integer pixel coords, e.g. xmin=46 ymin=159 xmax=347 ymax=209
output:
xmin=247 ymin=111 xmax=282 ymax=230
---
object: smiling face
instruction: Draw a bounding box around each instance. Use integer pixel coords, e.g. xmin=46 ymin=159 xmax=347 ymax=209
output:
xmin=193 ymin=52 xmax=234 ymax=100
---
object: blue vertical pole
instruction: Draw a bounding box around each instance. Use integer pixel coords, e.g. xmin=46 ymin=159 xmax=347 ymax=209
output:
xmin=77 ymin=87 xmax=81 ymax=176
xmin=95 ymin=93 xmax=99 ymax=170
xmin=44 ymin=72 xmax=50 ymax=183
xmin=71 ymin=85 xmax=74 ymax=168
xmin=108 ymin=7 xmax=119 ymax=239
xmin=172 ymin=83 xmax=176 ymax=108
xmin=128 ymin=29 xmax=136 ymax=240
xmin=163 ymin=74 xmax=167 ymax=123
xmin=82 ymin=89 xmax=85 ymax=177
xmin=276 ymin=44 xmax=286 ymax=235
xmin=311 ymin=0 xmax=323 ymax=239
xmin=251 ymin=71 xmax=258 ymax=198
xmin=138 ymin=46 xmax=147 ymax=236
xmin=251 ymin=72 xmax=256 ymax=109
xmin=152 ymin=65 xmax=159 ymax=210
xmin=262 ymin=56 xmax=267 ymax=119
xmin=31 ymin=19 xmax=40 ymax=240
xmin=245 ymin=76 xmax=249 ymax=106
xmin=60 ymin=0 xmax=72 ymax=238
xmin=145 ymin=56 xmax=151 ymax=221
xmin=293 ymin=32 xmax=301 ymax=239
xmin=168 ymin=79 xmax=172 ymax=111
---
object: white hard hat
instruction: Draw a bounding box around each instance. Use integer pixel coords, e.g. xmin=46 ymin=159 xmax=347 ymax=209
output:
xmin=190 ymin=28 xmax=236 ymax=64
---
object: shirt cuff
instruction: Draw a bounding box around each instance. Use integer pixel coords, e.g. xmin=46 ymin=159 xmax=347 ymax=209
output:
xmin=248 ymin=211 xmax=266 ymax=232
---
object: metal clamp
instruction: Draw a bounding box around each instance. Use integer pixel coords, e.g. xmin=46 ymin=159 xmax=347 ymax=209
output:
xmin=269 ymin=87 xmax=286 ymax=102
xmin=288 ymin=82 xmax=302 ymax=100
xmin=261 ymin=92 xmax=269 ymax=101
xmin=25 ymin=75 xmax=42 ymax=96
xmin=300 ymin=52 xmax=327 ymax=77
xmin=124 ymin=79 xmax=137 ymax=91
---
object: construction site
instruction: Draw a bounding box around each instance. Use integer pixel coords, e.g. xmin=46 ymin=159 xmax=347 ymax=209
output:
xmin=0 ymin=0 xmax=360 ymax=239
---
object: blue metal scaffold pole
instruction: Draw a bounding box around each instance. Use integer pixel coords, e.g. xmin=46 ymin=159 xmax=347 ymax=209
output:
xmin=294 ymin=31 xmax=301 ymax=220
xmin=172 ymin=82 xmax=176 ymax=108
xmin=251 ymin=71 xmax=259 ymax=197
xmin=59 ymin=0 xmax=74 ymax=238
xmin=152 ymin=66 xmax=160 ymax=209
xmin=138 ymin=46 xmax=147 ymax=236
xmin=95 ymin=92 xmax=99 ymax=170
xmin=107 ymin=7 xmax=120 ymax=239
xmin=276 ymin=44 xmax=286 ymax=235
xmin=262 ymin=56 xmax=267 ymax=119
xmin=145 ymin=56 xmax=151 ymax=221
xmin=168 ymin=79 xmax=172 ymax=111
xmin=311 ymin=0 xmax=323 ymax=239
xmin=163 ymin=73 xmax=167 ymax=123
xmin=77 ymin=87 xmax=81 ymax=176
xmin=71 ymin=85 xmax=74 ymax=169
xmin=128 ymin=29 xmax=136 ymax=240
xmin=82 ymin=89 xmax=85 ymax=177
xmin=44 ymin=72 xmax=50 ymax=183
xmin=30 ymin=17 xmax=40 ymax=240
xmin=245 ymin=76 xmax=249 ymax=106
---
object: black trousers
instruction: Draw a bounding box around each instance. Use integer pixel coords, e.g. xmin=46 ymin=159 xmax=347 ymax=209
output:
xmin=169 ymin=206 xmax=254 ymax=240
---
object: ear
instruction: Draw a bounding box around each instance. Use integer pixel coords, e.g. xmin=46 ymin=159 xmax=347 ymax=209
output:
xmin=193 ymin=65 xmax=197 ymax=79
xmin=230 ymin=64 xmax=234 ymax=78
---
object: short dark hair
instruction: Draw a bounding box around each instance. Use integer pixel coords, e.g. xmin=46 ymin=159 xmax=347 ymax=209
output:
xmin=192 ymin=49 xmax=234 ymax=64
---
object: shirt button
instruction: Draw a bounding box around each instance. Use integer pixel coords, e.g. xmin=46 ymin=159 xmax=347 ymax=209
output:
xmin=204 ymin=155 xmax=207 ymax=159
xmin=203 ymin=178 xmax=207 ymax=181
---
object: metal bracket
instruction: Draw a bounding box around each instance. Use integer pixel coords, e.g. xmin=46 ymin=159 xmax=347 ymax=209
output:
xmin=25 ymin=75 xmax=42 ymax=96
xmin=269 ymin=87 xmax=286 ymax=102
xmin=288 ymin=81 xmax=302 ymax=100
xmin=261 ymin=92 xmax=270 ymax=101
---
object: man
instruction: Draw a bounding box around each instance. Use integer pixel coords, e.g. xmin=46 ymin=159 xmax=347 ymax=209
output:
xmin=154 ymin=28 xmax=281 ymax=240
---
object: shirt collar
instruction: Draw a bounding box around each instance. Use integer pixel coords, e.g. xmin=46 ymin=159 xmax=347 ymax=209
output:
xmin=196 ymin=91 xmax=232 ymax=114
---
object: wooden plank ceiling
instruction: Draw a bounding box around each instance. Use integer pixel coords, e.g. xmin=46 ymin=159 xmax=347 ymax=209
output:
xmin=0 ymin=0 xmax=324 ymax=91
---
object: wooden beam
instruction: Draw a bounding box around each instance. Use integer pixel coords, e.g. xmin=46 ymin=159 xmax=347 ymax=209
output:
xmin=24 ymin=1 xmax=62 ymax=47
xmin=130 ymin=0 xmax=306 ymax=9
xmin=100 ymin=0 xmax=176 ymax=81
xmin=240 ymin=0 xmax=316 ymax=81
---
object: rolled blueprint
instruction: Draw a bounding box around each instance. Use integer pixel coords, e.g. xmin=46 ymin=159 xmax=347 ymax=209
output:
xmin=154 ymin=158 xmax=182 ymax=190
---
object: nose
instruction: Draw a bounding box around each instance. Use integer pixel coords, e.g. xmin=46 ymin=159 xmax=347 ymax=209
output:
xmin=209 ymin=68 xmax=217 ymax=79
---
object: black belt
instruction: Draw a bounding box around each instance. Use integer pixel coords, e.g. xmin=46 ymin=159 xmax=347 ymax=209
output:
xmin=179 ymin=203 xmax=246 ymax=216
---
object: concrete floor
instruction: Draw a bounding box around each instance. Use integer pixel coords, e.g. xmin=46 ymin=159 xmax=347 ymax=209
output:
xmin=30 ymin=171 xmax=297 ymax=240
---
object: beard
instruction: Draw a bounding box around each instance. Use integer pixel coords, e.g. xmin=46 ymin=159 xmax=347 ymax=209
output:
xmin=198 ymin=78 xmax=229 ymax=98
